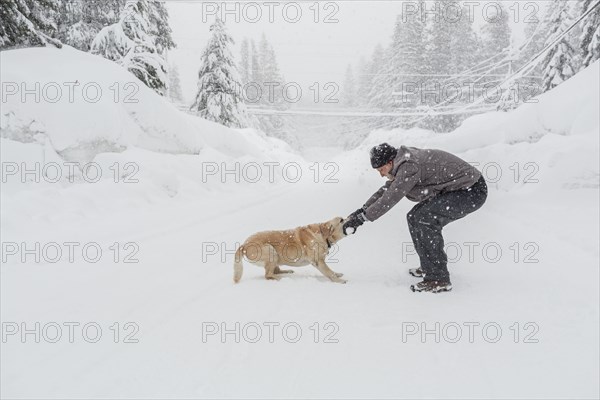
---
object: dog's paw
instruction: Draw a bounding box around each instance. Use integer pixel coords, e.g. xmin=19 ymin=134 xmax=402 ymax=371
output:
xmin=334 ymin=272 xmax=344 ymax=278
xmin=277 ymin=269 xmax=294 ymax=274
xmin=333 ymin=278 xmax=347 ymax=284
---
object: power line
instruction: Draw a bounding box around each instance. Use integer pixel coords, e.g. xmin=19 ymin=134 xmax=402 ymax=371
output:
xmin=448 ymin=0 xmax=600 ymax=117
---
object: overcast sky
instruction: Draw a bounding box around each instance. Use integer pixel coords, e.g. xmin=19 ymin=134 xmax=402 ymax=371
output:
xmin=166 ymin=1 xmax=548 ymax=104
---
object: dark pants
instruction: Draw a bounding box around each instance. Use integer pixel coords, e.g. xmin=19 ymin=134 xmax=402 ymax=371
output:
xmin=407 ymin=176 xmax=488 ymax=283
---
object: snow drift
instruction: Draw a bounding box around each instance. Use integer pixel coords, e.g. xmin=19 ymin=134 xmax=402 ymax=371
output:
xmin=0 ymin=46 xmax=293 ymax=163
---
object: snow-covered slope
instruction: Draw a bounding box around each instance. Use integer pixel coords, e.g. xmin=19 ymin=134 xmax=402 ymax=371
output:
xmin=0 ymin=46 xmax=293 ymax=162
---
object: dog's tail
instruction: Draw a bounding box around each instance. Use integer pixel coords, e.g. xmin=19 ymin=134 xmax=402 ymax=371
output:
xmin=233 ymin=245 xmax=244 ymax=283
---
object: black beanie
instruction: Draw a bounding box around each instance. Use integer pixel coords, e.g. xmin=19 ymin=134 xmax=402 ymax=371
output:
xmin=370 ymin=143 xmax=398 ymax=168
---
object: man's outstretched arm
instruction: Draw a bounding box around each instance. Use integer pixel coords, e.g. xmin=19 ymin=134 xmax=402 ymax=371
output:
xmin=345 ymin=180 xmax=392 ymax=222
xmin=364 ymin=163 xmax=420 ymax=222
xmin=344 ymin=163 xmax=420 ymax=234
xmin=363 ymin=180 xmax=393 ymax=210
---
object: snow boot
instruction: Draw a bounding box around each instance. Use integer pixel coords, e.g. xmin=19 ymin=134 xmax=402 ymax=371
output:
xmin=409 ymin=267 xmax=424 ymax=278
xmin=410 ymin=280 xmax=452 ymax=293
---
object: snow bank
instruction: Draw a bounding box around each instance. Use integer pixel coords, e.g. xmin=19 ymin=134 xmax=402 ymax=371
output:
xmin=0 ymin=46 xmax=293 ymax=163
xmin=340 ymin=61 xmax=600 ymax=192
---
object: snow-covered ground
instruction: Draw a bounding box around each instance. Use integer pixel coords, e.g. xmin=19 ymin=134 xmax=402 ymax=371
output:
xmin=1 ymin=47 xmax=598 ymax=398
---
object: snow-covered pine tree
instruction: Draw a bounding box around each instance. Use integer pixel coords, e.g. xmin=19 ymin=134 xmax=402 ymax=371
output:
xmin=423 ymin=13 xmax=453 ymax=132
xmin=250 ymin=39 xmax=262 ymax=86
xmin=147 ymin=0 xmax=174 ymax=55
xmin=542 ymin=0 xmax=577 ymax=92
xmin=190 ymin=16 xmax=251 ymax=128
xmin=388 ymin=5 xmax=426 ymax=110
xmin=580 ymin=0 xmax=600 ymax=69
xmin=366 ymin=44 xmax=398 ymax=131
xmin=356 ymin=56 xmax=371 ymax=107
xmin=426 ymin=8 xmax=453 ymax=75
xmin=0 ymin=0 xmax=63 ymax=49
xmin=479 ymin=2 xmax=511 ymax=78
xmin=425 ymin=3 xmax=481 ymax=78
xmin=239 ymin=39 xmax=263 ymax=104
xmin=258 ymin=33 xmax=285 ymax=107
xmin=54 ymin=0 xmax=85 ymax=50
xmin=168 ymin=63 xmax=184 ymax=103
xmin=518 ymin=16 xmax=548 ymax=76
xmin=454 ymin=5 xmax=482 ymax=73
xmin=567 ymin=1 xmax=585 ymax=54
xmin=342 ymin=64 xmax=358 ymax=107
xmin=339 ymin=53 xmax=380 ymax=147
xmin=56 ymin=0 xmax=125 ymax=51
xmin=422 ymin=3 xmax=480 ymax=131
xmin=368 ymin=9 xmax=429 ymax=114
xmin=368 ymin=44 xmax=394 ymax=111
xmin=478 ymin=3 xmax=515 ymax=111
xmin=91 ymin=0 xmax=169 ymax=95
xmin=511 ymin=11 xmax=551 ymax=104
xmin=255 ymin=34 xmax=290 ymax=140
xmin=239 ymin=38 xmax=250 ymax=84
xmin=386 ymin=15 xmax=406 ymax=110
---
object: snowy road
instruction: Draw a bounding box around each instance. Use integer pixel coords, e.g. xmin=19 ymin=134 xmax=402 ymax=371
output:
xmin=2 ymin=10 xmax=599 ymax=398
xmin=2 ymin=174 xmax=598 ymax=398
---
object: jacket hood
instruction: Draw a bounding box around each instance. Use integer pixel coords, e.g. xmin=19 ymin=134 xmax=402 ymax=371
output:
xmin=390 ymin=146 xmax=413 ymax=175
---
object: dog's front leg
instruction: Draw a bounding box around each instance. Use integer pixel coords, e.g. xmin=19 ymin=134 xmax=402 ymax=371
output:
xmin=313 ymin=260 xmax=347 ymax=284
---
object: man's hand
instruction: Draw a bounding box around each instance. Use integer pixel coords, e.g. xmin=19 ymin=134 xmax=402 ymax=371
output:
xmin=348 ymin=207 xmax=365 ymax=220
xmin=343 ymin=210 xmax=367 ymax=235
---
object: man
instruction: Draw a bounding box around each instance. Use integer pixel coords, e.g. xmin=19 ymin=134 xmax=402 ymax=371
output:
xmin=343 ymin=143 xmax=488 ymax=293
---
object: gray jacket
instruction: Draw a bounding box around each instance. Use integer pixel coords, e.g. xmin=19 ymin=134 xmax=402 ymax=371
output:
xmin=363 ymin=146 xmax=482 ymax=221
